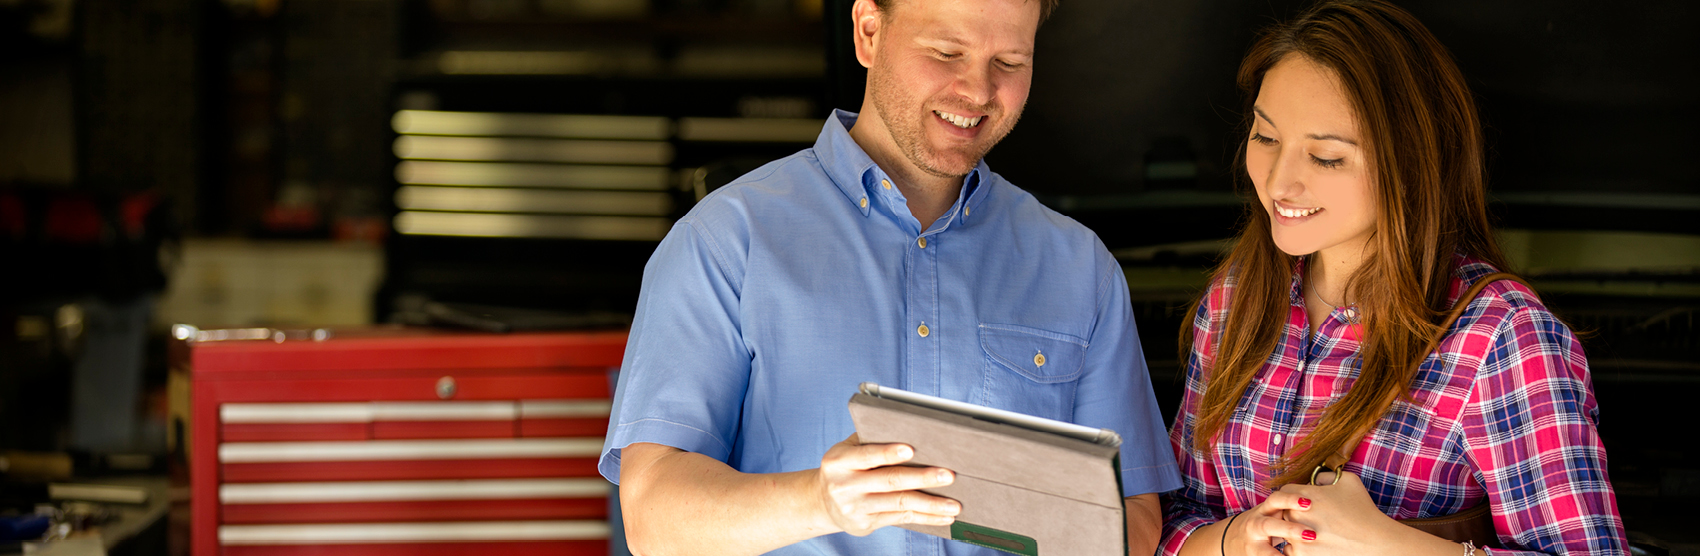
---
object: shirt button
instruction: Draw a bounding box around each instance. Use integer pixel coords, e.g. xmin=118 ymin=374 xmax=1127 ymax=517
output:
xmin=1273 ymin=433 xmax=1284 ymax=445
xmin=1033 ymin=353 xmax=1046 ymax=367
xmin=917 ymin=323 xmax=930 ymax=337
xmin=881 ymin=179 xmax=892 ymax=190
xmin=859 ymin=197 xmax=867 ymax=208
xmin=964 ymin=205 xmax=970 ymax=217
xmin=917 ymin=237 xmax=927 ymax=248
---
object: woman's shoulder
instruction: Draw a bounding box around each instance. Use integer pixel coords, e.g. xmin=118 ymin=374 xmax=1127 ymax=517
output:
xmin=1450 ymin=258 xmax=1552 ymax=325
xmin=1446 ymin=257 xmax=1586 ymax=379
xmin=1195 ymin=270 xmax=1242 ymax=324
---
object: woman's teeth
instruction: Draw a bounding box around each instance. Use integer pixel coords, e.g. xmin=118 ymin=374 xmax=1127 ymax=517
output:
xmin=1277 ymin=205 xmax=1321 ymax=218
xmin=935 ymin=111 xmax=983 ymax=129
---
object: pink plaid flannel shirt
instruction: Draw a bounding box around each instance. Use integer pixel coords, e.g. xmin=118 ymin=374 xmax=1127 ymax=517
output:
xmin=1159 ymin=258 xmax=1628 ymax=555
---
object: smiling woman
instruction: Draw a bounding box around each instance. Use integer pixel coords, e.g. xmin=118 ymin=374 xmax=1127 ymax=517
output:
xmin=1158 ymin=1 xmax=1628 ymax=555
xmin=1244 ymin=56 xmax=1378 ymax=295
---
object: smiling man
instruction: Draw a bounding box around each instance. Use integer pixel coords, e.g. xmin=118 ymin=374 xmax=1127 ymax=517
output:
xmin=600 ymin=0 xmax=1179 ymax=554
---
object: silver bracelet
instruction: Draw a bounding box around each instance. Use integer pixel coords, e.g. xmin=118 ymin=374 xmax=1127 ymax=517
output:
xmin=1460 ymin=541 xmax=1478 ymax=556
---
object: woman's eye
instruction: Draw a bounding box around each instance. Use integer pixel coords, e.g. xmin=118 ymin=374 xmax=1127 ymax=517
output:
xmin=1249 ymin=132 xmax=1277 ymax=146
xmin=1310 ymin=154 xmax=1345 ymax=169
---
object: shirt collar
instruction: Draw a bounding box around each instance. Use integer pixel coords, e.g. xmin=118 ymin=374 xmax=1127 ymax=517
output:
xmin=813 ymin=109 xmax=993 ymax=225
xmin=814 ymin=110 xmax=880 ymax=217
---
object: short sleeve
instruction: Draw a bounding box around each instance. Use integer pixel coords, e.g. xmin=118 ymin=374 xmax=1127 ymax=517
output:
xmin=1074 ymin=250 xmax=1182 ymax=497
xmin=599 ymin=219 xmax=751 ymax=483
xmin=1460 ymin=305 xmax=1627 ymax=555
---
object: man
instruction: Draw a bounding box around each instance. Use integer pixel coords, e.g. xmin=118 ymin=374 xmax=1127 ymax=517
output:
xmin=600 ymin=0 xmax=1179 ymax=554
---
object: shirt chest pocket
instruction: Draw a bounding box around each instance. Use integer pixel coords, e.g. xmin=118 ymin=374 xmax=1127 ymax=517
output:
xmin=971 ymin=323 xmax=1088 ymax=422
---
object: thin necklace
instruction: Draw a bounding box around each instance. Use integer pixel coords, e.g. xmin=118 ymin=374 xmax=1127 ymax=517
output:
xmin=1310 ymin=280 xmax=1341 ymax=310
xmin=1308 ymin=273 xmax=1353 ymax=309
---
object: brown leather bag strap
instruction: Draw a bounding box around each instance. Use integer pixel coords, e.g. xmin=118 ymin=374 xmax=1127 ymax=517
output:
xmin=1313 ymin=272 xmax=1531 ymax=481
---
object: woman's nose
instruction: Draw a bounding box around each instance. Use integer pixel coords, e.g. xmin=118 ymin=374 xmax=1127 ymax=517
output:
xmin=1264 ymin=151 xmax=1305 ymax=200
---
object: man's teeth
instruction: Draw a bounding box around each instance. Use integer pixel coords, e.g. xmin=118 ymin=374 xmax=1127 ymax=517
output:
xmin=1277 ymin=205 xmax=1322 ymax=218
xmin=935 ymin=111 xmax=983 ymax=129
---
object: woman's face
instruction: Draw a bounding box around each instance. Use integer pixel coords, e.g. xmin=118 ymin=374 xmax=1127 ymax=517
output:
xmin=1246 ymin=55 xmax=1377 ymax=259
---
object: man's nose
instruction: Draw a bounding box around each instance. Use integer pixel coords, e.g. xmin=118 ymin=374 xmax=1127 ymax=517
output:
xmin=953 ymin=62 xmax=994 ymax=107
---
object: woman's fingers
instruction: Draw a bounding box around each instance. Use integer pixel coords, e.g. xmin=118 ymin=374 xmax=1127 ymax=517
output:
xmin=1244 ymin=513 xmax=1313 ymax=545
xmin=1256 ymin=490 xmax=1313 ymax=514
xmin=1231 ymin=513 xmax=1315 ymax=556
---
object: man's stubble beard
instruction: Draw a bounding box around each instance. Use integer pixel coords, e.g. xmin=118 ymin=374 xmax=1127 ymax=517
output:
xmin=868 ymin=62 xmax=1023 ymax=179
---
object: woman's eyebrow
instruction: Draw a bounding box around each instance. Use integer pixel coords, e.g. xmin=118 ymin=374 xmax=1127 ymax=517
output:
xmin=1305 ymin=133 xmax=1358 ymax=146
xmin=1253 ymin=106 xmax=1277 ymax=129
xmin=1255 ymin=106 xmax=1356 ymax=145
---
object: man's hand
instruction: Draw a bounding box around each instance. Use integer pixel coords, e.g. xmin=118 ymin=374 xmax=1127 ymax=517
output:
xmin=816 ymin=433 xmax=962 ymax=536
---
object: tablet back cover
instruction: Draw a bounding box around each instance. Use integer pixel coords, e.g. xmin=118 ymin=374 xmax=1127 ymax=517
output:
xmin=848 ymin=393 xmax=1126 ymax=556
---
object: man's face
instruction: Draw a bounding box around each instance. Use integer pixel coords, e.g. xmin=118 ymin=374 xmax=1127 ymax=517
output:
xmin=864 ymin=0 xmax=1039 ymax=178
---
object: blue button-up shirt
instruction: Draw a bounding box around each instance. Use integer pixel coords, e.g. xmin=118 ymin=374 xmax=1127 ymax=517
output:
xmin=602 ymin=110 xmax=1180 ymax=555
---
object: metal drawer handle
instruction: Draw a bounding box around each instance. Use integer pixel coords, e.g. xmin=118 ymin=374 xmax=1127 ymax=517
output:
xmin=436 ymin=376 xmax=456 ymax=399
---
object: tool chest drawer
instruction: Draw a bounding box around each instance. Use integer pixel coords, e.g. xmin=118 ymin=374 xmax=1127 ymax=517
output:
xmin=176 ymin=327 xmax=626 ymax=556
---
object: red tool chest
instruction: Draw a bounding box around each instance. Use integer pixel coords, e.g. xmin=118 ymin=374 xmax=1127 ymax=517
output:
xmin=175 ymin=327 xmax=626 ymax=556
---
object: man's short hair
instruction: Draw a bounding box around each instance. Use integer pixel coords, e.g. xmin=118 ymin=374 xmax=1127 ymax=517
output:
xmin=873 ymin=0 xmax=1059 ymax=22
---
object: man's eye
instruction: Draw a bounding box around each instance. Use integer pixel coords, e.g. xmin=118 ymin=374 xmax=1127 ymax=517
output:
xmin=996 ymin=59 xmax=1025 ymax=71
xmin=932 ymin=49 xmax=961 ymax=60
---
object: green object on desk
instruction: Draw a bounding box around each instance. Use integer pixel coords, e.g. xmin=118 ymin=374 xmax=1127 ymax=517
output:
xmin=951 ymin=521 xmax=1038 ymax=556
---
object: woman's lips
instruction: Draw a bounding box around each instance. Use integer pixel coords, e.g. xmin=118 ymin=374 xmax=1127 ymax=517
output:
xmin=1272 ymin=202 xmax=1323 ymax=225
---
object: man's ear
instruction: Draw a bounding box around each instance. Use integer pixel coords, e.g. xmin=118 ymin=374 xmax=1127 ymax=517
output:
xmin=850 ymin=0 xmax=883 ymax=69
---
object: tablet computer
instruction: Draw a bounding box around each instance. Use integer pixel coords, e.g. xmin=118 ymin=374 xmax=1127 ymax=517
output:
xmin=849 ymin=383 xmax=1128 ymax=555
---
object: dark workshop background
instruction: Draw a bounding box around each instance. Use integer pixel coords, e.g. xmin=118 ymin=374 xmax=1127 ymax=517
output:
xmin=1 ymin=0 xmax=1695 ymax=554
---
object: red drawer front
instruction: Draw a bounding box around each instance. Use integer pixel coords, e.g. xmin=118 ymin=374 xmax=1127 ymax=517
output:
xmin=222 ymin=540 xmax=608 ymax=556
xmin=519 ymin=418 xmax=610 ymax=438
xmin=222 ymin=458 xmax=603 ymax=483
xmin=222 ymin=498 xmax=608 ymax=524
xmin=187 ymin=329 xmax=627 ymax=375
xmin=370 ymin=421 xmax=517 ymax=440
xmin=223 ymin=424 xmax=371 ymax=442
xmin=207 ymin=374 xmax=609 ymax=403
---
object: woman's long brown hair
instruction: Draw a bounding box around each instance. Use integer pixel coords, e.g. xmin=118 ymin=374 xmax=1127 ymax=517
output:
xmin=1184 ymin=0 xmax=1512 ymax=486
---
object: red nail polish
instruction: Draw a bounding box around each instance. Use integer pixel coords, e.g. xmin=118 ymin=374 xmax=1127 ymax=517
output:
xmin=1302 ymin=530 xmax=1317 ymax=541
xmin=1299 ymin=497 xmax=1311 ymax=508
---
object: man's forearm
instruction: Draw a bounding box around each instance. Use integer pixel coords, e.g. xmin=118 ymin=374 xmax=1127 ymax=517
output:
xmin=1125 ymin=493 xmax=1163 ymax=556
xmin=619 ymin=443 xmax=834 ymax=556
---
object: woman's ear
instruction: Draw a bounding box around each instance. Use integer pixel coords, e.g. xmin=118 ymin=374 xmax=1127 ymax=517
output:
xmin=850 ymin=0 xmax=884 ymax=69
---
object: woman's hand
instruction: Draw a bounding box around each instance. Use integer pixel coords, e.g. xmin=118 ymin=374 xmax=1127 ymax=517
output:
xmin=1223 ymin=491 xmax=1316 ymax=556
xmin=1272 ymin=471 xmax=1401 ymax=556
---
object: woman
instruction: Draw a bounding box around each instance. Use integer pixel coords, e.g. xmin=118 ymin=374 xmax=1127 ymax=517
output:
xmin=1159 ymin=1 xmax=1627 ymax=555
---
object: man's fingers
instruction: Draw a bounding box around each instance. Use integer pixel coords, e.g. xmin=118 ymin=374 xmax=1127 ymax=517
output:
xmin=867 ymin=509 xmax=957 ymax=530
xmin=858 ymin=488 xmax=962 ymax=516
xmin=827 ymin=442 xmax=916 ymax=472
xmin=847 ymin=464 xmax=955 ymax=495
xmin=833 ymin=490 xmax=960 ymax=536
